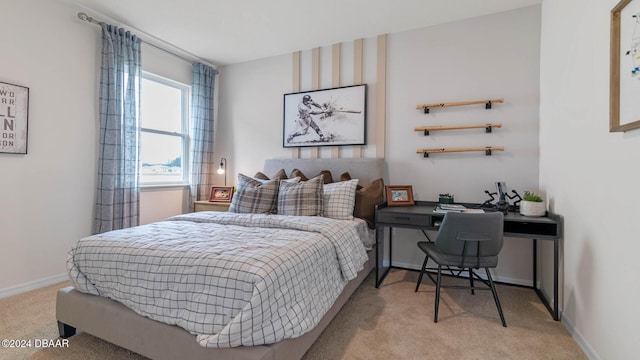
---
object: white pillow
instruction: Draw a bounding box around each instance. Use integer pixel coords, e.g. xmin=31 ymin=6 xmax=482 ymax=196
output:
xmin=323 ymin=179 xmax=359 ymax=220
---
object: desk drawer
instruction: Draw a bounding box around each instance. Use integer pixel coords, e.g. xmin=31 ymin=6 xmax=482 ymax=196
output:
xmin=377 ymin=212 xmax=427 ymax=226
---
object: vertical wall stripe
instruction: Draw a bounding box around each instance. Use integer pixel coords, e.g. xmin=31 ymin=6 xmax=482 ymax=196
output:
xmin=353 ymin=39 xmax=364 ymax=158
xmin=292 ymin=51 xmax=301 ymax=92
xmin=331 ymin=43 xmax=341 ymax=159
xmin=289 ymin=38 xmax=384 ymax=161
xmin=332 ymin=43 xmax=341 ymax=87
xmin=310 ymin=47 xmax=320 ymax=159
xmin=353 ymin=39 xmax=363 ymax=85
xmin=311 ymin=47 xmax=320 ymax=90
xmin=291 ymin=51 xmax=301 ymax=159
xmin=376 ymin=34 xmax=387 ymax=158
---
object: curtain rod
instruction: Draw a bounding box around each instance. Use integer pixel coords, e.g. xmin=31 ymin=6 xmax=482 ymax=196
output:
xmin=77 ymin=12 xmax=218 ymax=73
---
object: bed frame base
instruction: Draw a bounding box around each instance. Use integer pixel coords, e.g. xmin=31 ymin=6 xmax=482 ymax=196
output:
xmin=56 ymin=252 xmax=374 ymax=360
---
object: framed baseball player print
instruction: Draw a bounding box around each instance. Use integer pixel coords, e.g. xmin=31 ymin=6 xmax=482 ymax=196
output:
xmin=283 ymin=84 xmax=366 ymax=147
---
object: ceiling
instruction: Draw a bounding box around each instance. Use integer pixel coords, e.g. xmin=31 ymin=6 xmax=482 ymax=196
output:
xmin=70 ymin=0 xmax=541 ymax=66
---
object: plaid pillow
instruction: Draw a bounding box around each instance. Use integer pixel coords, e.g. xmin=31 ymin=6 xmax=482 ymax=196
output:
xmin=229 ymin=173 xmax=279 ymax=214
xmin=323 ymin=179 xmax=359 ymax=220
xmin=277 ymin=175 xmax=324 ymax=216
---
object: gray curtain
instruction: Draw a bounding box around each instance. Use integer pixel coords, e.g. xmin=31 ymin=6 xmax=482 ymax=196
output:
xmin=189 ymin=62 xmax=217 ymax=208
xmin=93 ymin=24 xmax=142 ymax=234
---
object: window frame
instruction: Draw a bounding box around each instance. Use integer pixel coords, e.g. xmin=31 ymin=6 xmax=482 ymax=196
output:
xmin=140 ymin=71 xmax=191 ymax=188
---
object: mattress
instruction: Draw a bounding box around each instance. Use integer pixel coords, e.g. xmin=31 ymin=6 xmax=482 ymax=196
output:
xmin=67 ymin=211 xmax=369 ymax=348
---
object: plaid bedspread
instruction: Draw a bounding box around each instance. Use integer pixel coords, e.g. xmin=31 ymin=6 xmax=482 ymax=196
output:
xmin=67 ymin=212 xmax=368 ymax=347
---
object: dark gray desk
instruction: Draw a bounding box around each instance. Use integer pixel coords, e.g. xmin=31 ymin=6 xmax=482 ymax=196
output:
xmin=375 ymin=201 xmax=561 ymax=321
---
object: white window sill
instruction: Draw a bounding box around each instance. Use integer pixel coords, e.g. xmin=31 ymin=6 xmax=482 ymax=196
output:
xmin=140 ymin=183 xmax=190 ymax=191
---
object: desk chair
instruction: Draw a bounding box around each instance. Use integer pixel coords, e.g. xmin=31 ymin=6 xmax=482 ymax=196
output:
xmin=415 ymin=211 xmax=507 ymax=327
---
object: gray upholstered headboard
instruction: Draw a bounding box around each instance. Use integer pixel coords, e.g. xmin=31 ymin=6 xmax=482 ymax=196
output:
xmin=263 ymin=158 xmax=384 ymax=184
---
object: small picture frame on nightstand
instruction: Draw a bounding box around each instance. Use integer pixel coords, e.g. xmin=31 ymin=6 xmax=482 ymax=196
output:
xmin=385 ymin=185 xmax=415 ymax=207
xmin=209 ymin=186 xmax=234 ymax=203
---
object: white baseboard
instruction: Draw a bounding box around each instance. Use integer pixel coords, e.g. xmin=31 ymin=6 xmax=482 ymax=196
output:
xmin=0 ymin=273 xmax=68 ymax=299
xmin=561 ymin=314 xmax=599 ymax=360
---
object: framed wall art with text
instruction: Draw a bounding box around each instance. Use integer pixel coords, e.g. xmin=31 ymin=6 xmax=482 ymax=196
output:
xmin=0 ymin=81 xmax=29 ymax=154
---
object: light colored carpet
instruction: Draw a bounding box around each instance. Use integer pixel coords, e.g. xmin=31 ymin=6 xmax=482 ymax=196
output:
xmin=0 ymin=270 xmax=586 ymax=360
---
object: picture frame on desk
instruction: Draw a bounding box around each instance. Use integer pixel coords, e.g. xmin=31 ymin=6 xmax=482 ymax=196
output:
xmin=209 ymin=186 xmax=234 ymax=203
xmin=385 ymin=185 xmax=415 ymax=206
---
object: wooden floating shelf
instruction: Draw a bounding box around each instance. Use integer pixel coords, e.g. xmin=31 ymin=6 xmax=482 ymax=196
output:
xmin=414 ymin=123 xmax=502 ymax=135
xmin=416 ymin=146 xmax=505 ymax=158
xmin=417 ymin=98 xmax=504 ymax=114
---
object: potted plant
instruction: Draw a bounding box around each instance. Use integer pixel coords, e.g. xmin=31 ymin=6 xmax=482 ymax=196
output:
xmin=519 ymin=191 xmax=546 ymax=217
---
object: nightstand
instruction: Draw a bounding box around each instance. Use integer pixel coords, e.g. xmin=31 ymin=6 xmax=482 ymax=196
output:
xmin=193 ymin=201 xmax=230 ymax=212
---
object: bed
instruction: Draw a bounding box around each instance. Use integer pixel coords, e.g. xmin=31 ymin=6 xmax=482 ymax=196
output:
xmin=56 ymin=157 xmax=385 ymax=360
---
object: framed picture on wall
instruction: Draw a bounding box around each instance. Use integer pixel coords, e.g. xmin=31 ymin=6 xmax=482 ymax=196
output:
xmin=283 ymin=84 xmax=367 ymax=147
xmin=610 ymin=0 xmax=640 ymax=132
xmin=0 ymin=81 xmax=29 ymax=154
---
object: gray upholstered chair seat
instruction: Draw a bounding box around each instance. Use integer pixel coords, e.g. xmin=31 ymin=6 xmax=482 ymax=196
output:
xmin=417 ymin=242 xmax=499 ymax=268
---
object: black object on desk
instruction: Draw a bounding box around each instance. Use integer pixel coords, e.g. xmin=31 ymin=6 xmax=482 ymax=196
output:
xmin=374 ymin=200 xmax=561 ymax=321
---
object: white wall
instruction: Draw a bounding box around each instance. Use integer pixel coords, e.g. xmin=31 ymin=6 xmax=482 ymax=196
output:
xmin=540 ymin=0 xmax=640 ymax=359
xmin=216 ymin=54 xmax=292 ymax=179
xmin=385 ymin=6 xmax=541 ymax=284
xmin=0 ymin=0 xmax=98 ymax=294
xmin=219 ymin=6 xmax=542 ymax=286
xmin=216 ymin=37 xmax=381 ymax=180
xmin=0 ymin=0 xmax=193 ymax=296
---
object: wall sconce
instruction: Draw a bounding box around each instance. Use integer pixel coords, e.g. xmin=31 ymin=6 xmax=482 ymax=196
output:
xmin=217 ymin=157 xmax=227 ymax=185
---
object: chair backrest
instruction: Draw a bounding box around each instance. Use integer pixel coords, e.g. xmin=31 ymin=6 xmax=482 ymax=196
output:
xmin=434 ymin=212 xmax=504 ymax=257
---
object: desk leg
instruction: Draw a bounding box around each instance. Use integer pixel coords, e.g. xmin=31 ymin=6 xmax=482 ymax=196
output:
xmin=553 ymin=237 xmax=559 ymax=321
xmin=532 ymin=238 xmax=560 ymax=321
xmin=533 ymin=239 xmax=537 ymax=288
xmin=375 ymin=226 xmax=393 ymax=288
xmin=375 ymin=226 xmax=382 ymax=287
xmin=389 ymin=228 xmax=393 ymax=268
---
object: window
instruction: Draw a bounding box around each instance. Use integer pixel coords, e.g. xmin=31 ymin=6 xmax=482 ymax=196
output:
xmin=140 ymin=72 xmax=190 ymax=186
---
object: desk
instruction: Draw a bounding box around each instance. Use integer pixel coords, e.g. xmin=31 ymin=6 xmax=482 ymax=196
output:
xmin=375 ymin=201 xmax=561 ymax=321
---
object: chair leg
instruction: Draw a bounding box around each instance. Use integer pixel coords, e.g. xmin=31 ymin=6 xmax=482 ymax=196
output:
xmin=469 ymin=268 xmax=475 ymax=295
xmin=415 ymin=255 xmax=429 ymax=292
xmin=434 ymin=265 xmax=442 ymax=323
xmin=485 ymin=268 xmax=507 ymax=327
